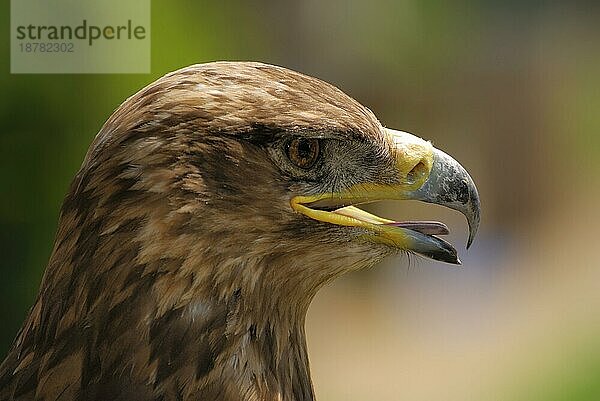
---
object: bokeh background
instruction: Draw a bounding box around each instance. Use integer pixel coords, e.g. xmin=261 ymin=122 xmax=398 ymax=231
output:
xmin=1 ymin=1 xmax=599 ymax=400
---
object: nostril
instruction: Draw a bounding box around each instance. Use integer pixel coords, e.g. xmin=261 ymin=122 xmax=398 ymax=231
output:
xmin=407 ymin=161 xmax=427 ymax=184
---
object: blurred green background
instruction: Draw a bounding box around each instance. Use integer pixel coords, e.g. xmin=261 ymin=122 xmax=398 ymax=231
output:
xmin=1 ymin=1 xmax=599 ymax=400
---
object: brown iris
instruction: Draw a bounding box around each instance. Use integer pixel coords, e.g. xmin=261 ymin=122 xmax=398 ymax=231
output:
xmin=286 ymin=138 xmax=320 ymax=169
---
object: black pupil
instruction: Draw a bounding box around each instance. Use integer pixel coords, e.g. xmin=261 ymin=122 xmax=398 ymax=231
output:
xmin=297 ymin=140 xmax=313 ymax=160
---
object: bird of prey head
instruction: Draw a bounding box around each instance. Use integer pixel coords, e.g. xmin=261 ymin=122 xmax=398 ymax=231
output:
xmin=0 ymin=62 xmax=479 ymax=401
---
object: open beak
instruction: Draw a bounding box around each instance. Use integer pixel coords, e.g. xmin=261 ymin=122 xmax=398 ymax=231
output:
xmin=290 ymin=129 xmax=481 ymax=265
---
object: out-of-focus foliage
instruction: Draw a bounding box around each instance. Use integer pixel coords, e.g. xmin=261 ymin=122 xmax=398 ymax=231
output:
xmin=1 ymin=1 xmax=599 ymax=400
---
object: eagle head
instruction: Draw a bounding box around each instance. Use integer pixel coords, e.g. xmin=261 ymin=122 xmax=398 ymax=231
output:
xmin=0 ymin=62 xmax=480 ymax=401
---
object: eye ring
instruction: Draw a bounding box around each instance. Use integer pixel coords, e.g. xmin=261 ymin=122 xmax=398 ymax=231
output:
xmin=286 ymin=138 xmax=320 ymax=169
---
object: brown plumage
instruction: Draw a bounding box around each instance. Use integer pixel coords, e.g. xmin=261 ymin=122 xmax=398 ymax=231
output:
xmin=0 ymin=62 xmax=479 ymax=401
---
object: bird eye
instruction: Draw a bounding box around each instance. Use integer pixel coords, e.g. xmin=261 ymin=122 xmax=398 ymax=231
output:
xmin=286 ymin=138 xmax=320 ymax=169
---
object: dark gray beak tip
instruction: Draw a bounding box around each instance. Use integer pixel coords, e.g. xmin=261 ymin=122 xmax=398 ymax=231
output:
xmin=467 ymin=230 xmax=475 ymax=249
xmin=466 ymin=186 xmax=481 ymax=249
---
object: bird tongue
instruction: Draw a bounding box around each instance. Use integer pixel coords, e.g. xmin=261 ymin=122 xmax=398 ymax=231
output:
xmin=330 ymin=206 xmax=450 ymax=236
xmin=384 ymin=221 xmax=449 ymax=236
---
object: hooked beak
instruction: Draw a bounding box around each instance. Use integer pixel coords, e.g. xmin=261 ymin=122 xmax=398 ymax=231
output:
xmin=407 ymin=146 xmax=480 ymax=249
